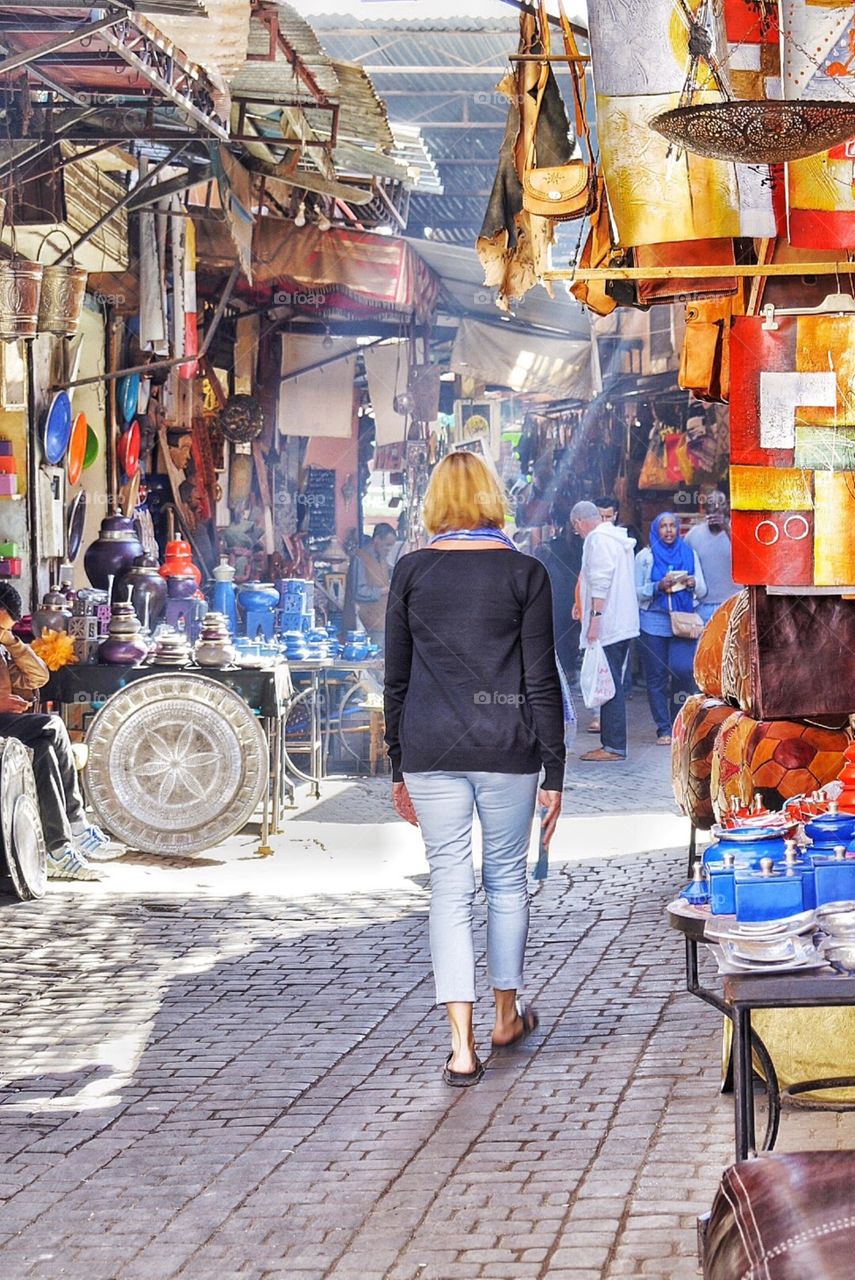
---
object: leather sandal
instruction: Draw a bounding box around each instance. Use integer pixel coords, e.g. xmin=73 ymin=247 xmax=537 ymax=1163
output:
xmin=442 ymin=1053 xmax=485 ymax=1087
xmin=491 ymin=1003 xmax=539 ymax=1049
xmin=579 ymin=748 xmax=623 ymax=762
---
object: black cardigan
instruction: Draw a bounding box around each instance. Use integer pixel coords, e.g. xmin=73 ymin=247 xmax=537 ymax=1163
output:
xmin=383 ymin=548 xmax=566 ymax=791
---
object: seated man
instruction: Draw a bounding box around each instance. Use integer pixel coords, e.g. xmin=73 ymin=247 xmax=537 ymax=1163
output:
xmin=0 ymin=584 xmax=120 ymax=881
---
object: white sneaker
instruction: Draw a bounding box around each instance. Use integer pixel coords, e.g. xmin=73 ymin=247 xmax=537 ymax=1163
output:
xmin=47 ymin=847 xmax=103 ymax=881
xmin=71 ymin=821 xmax=125 ymax=862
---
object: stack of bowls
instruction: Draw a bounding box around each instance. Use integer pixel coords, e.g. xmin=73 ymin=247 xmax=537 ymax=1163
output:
xmin=151 ymin=627 xmax=192 ymax=666
xmin=817 ymin=902 xmax=855 ymax=972
xmin=194 ymin=612 xmax=236 ymax=668
xmin=281 ymin=630 xmax=309 ymax=662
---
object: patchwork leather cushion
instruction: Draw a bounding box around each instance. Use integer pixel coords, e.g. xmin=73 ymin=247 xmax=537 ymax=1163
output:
xmin=711 ymin=711 xmax=850 ymax=820
xmin=705 ymin=1151 xmax=855 ymax=1280
xmin=720 ymin=589 xmax=752 ymax=711
xmin=672 ymin=694 xmax=733 ymax=829
xmin=694 ymin=596 xmax=739 ymax=699
xmin=748 ymin=590 xmax=855 ymax=720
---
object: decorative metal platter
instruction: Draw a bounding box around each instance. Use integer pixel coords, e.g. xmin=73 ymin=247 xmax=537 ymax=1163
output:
xmin=650 ymin=100 xmax=855 ymax=165
xmin=0 ymin=737 xmax=47 ymax=900
xmin=83 ymin=674 xmax=269 ymax=855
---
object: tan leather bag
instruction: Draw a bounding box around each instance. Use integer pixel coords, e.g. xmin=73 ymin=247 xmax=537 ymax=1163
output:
xmin=522 ymin=1 xmax=597 ymax=221
xmin=678 ymin=298 xmax=734 ymax=402
xmin=570 ymin=174 xmax=617 ymax=316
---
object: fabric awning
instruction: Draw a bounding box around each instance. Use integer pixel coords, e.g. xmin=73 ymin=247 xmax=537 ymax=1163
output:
xmin=195 ymin=219 xmax=440 ymax=322
xmin=451 ymin=317 xmax=596 ymax=401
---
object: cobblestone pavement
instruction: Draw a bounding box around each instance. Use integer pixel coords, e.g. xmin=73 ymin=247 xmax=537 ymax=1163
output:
xmin=0 ymin=701 xmax=851 ymax=1280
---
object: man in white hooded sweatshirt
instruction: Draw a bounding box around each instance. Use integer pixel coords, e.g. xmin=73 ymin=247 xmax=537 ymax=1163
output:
xmin=570 ymin=501 xmax=640 ymax=761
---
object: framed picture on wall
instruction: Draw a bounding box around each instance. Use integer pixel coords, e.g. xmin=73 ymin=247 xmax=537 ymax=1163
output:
xmin=0 ymin=341 xmax=26 ymax=412
xmin=453 ymin=398 xmax=501 ymax=459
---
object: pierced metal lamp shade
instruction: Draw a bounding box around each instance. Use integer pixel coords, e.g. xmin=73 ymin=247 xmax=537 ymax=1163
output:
xmin=650 ymin=100 xmax=855 ymax=165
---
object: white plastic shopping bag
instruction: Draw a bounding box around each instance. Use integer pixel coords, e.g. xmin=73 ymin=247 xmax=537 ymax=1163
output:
xmin=579 ymin=640 xmax=615 ymax=710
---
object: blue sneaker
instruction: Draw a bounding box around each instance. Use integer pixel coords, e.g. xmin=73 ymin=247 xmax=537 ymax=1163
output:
xmin=71 ymin=821 xmax=125 ymax=862
xmin=47 ymin=847 xmax=103 ymax=881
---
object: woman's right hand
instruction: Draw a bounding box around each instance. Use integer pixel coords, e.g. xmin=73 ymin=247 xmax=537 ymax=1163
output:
xmin=538 ymin=789 xmax=562 ymax=848
xmin=392 ymin=781 xmax=419 ymax=826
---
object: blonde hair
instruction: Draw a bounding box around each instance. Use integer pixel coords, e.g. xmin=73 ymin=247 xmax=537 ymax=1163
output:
xmin=422 ymin=451 xmax=507 ymax=536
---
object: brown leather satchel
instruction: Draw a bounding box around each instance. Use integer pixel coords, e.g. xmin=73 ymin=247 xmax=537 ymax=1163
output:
xmin=522 ymin=1 xmax=597 ymax=221
xmin=678 ymin=297 xmax=735 ymax=402
xmin=635 ymin=238 xmax=737 ymax=305
xmin=570 ymin=174 xmax=618 ymax=316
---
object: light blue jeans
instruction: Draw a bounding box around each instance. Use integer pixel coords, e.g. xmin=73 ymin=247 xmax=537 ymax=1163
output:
xmin=403 ymin=770 xmax=540 ymax=1004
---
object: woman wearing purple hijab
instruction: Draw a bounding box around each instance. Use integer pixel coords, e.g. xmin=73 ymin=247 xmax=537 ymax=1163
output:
xmin=634 ymin=513 xmax=707 ymax=745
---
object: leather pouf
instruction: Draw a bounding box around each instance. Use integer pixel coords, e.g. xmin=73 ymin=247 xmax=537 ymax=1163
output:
xmin=720 ymin=588 xmax=751 ymax=711
xmin=693 ymin=596 xmax=738 ymax=699
xmin=711 ymin=711 xmax=850 ymax=820
xmin=705 ymin=1151 xmax=855 ymax=1279
xmin=672 ymin=694 xmax=734 ymax=829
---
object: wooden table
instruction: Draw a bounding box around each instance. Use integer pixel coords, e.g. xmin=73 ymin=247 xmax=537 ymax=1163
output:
xmin=668 ymin=907 xmax=855 ymax=1161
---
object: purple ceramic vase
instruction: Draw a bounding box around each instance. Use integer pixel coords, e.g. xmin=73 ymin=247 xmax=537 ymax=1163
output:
xmin=113 ymin=555 xmax=169 ymax=628
xmin=84 ymin=515 xmax=144 ymax=590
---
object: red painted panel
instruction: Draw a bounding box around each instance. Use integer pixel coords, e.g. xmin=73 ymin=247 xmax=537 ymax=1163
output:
xmin=788 ymin=208 xmax=855 ymax=252
xmin=729 ymin=317 xmax=797 ymax=467
xmin=731 ymin=510 xmax=814 ymax=587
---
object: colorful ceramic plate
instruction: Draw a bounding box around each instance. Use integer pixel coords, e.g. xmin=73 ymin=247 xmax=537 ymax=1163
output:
xmin=118 ymin=372 xmax=140 ymax=426
xmin=117 ymin=419 xmax=140 ymax=477
xmin=43 ymin=391 xmax=72 ymax=466
xmin=67 ymin=411 xmax=87 ymax=486
xmin=67 ymin=489 xmax=87 ymax=560
xmin=82 ymin=423 xmax=99 ymax=471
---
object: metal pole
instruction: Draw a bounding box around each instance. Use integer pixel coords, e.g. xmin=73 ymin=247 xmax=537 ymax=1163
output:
xmin=0 ymin=12 xmax=126 ymax=75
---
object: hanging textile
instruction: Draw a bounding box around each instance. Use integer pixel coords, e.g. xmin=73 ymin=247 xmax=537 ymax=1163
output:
xmin=139 ymin=159 xmax=168 ymax=353
xmin=363 ymin=343 xmax=410 ymax=447
xmin=278 ymin=335 xmax=356 ymax=439
xmin=179 ymin=216 xmax=198 ymax=381
xmin=782 ymin=0 xmax=855 ymax=249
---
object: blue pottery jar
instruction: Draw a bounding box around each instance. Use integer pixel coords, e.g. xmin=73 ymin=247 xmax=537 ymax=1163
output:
xmin=804 ymin=804 xmax=855 ymax=853
xmin=735 ymin=857 xmax=807 ymax=923
xmin=680 ymin=861 xmax=710 ymax=906
xmin=813 ymin=846 xmax=855 ymax=906
xmin=704 ymin=823 xmax=788 ymax=870
xmin=708 ymin=852 xmax=737 ymax=915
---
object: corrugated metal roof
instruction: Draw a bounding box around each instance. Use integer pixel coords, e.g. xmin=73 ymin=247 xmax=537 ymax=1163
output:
xmin=154 ymin=0 xmax=249 ymax=82
xmin=308 ymin=8 xmax=590 ymax=242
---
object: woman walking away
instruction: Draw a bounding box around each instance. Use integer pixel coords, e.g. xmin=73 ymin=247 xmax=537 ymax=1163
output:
xmin=384 ymin=452 xmax=565 ymax=1088
xmin=635 ymin=512 xmax=707 ymax=745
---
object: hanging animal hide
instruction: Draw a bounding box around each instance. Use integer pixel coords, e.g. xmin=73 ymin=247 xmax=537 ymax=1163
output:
xmin=476 ymin=10 xmax=572 ymax=306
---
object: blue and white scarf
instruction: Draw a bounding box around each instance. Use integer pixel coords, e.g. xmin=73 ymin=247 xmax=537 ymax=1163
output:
xmin=428 ymin=526 xmax=519 ymax=551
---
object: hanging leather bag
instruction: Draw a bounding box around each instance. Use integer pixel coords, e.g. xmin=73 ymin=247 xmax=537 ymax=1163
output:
xmin=570 ymin=174 xmax=618 ymax=316
xmin=678 ymin=297 xmax=734 ymax=402
xmin=522 ymin=1 xmax=597 ymax=221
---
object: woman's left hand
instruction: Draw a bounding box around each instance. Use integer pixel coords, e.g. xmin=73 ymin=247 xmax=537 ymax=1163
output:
xmin=392 ymin=781 xmax=419 ymax=826
xmin=538 ymin=789 xmax=562 ymax=848
xmin=685 ymin=575 xmax=695 ymax=589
